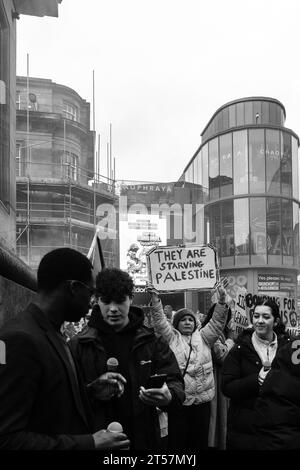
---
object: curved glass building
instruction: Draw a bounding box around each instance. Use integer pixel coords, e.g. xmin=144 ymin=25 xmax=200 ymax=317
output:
xmin=181 ymin=97 xmax=299 ymax=305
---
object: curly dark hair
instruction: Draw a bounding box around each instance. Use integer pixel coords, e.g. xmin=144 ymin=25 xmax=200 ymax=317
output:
xmin=96 ymin=268 xmax=134 ymax=303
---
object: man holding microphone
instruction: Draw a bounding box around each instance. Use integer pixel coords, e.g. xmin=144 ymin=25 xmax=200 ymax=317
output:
xmin=70 ymin=267 xmax=185 ymax=451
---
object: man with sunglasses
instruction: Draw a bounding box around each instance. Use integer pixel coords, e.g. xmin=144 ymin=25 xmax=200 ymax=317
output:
xmin=0 ymin=248 xmax=129 ymax=450
xmin=70 ymin=267 xmax=185 ymax=451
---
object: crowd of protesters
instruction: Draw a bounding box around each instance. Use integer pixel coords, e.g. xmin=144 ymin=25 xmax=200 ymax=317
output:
xmin=0 ymin=247 xmax=300 ymax=451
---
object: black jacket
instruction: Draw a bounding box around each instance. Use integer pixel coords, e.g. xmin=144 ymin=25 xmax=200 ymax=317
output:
xmin=221 ymin=328 xmax=290 ymax=450
xmin=253 ymin=334 xmax=300 ymax=449
xmin=0 ymin=304 xmax=95 ymax=450
xmin=70 ymin=305 xmax=185 ymax=451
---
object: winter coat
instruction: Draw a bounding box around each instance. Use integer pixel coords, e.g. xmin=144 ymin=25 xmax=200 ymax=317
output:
xmin=253 ymin=334 xmax=300 ymax=449
xmin=151 ymin=300 xmax=229 ymax=405
xmin=69 ymin=305 xmax=185 ymax=451
xmin=208 ymin=334 xmax=235 ymax=449
xmin=222 ymin=328 xmax=290 ymax=450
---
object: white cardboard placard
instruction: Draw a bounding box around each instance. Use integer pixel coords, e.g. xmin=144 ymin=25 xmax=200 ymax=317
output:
xmin=147 ymin=244 xmax=219 ymax=292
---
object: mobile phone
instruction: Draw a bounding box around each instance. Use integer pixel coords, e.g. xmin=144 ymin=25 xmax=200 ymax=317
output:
xmin=147 ymin=373 xmax=167 ymax=389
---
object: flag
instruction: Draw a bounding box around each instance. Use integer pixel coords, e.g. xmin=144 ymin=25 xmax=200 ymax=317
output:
xmin=87 ymin=231 xmax=105 ymax=280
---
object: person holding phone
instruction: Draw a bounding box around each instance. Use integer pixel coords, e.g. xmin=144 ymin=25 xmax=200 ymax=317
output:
xmin=70 ymin=268 xmax=185 ymax=451
xmin=147 ymin=279 xmax=229 ymax=451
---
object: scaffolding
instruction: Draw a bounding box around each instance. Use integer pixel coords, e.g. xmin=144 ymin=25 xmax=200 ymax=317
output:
xmin=16 ymin=161 xmax=118 ymax=270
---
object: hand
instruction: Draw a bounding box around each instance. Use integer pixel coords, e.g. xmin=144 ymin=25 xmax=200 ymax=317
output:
xmin=226 ymin=319 xmax=238 ymax=341
xmin=215 ymin=277 xmax=229 ymax=304
xmin=146 ymin=282 xmax=160 ymax=304
xmin=87 ymin=372 xmax=126 ymax=401
xmin=139 ymin=383 xmax=172 ymax=407
xmin=92 ymin=429 xmax=130 ymax=450
xmin=258 ymin=366 xmax=270 ymax=386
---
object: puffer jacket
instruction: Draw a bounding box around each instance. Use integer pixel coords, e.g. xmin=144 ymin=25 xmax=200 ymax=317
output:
xmin=69 ymin=305 xmax=185 ymax=451
xmin=222 ymin=328 xmax=290 ymax=450
xmin=253 ymin=334 xmax=300 ymax=449
xmin=151 ymin=300 xmax=228 ymax=405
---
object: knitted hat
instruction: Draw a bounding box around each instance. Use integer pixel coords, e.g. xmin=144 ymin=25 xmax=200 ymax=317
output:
xmin=172 ymin=308 xmax=197 ymax=332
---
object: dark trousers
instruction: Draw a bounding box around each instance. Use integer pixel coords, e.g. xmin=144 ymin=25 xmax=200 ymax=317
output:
xmin=168 ymin=402 xmax=211 ymax=451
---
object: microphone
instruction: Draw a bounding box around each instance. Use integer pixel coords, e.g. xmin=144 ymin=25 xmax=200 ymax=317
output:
xmin=107 ymin=421 xmax=123 ymax=433
xmin=107 ymin=357 xmax=119 ymax=372
xmin=107 ymin=422 xmax=130 ymax=450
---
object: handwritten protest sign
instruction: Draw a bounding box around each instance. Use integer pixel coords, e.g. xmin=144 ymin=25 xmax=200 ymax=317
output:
xmin=245 ymin=293 xmax=298 ymax=337
xmin=146 ymin=244 xmax=219 ymax=292
xmin=229 ymin=291 xmax=299 ymax=337
xmin=231 ymin=286 xmax=250 ymax=335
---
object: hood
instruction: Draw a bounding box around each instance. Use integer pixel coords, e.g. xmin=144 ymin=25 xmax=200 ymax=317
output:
xmin=88 ymin=303 xmax=145 ymax=334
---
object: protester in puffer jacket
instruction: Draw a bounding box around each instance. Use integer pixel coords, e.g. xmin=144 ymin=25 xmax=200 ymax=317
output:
xmin=147 ymin=281 xmax=229 ymax=451
xmin=222 ymin=299 xmax=290 ymax=450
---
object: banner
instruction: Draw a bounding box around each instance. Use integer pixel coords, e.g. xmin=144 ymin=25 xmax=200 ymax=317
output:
xmin=147 ymin=244 xmax=219 ymax=292
xmin=230 ymin=286 xmax=250 ymax=335
xmin=119 ymin=213 xmax=167 ymax=286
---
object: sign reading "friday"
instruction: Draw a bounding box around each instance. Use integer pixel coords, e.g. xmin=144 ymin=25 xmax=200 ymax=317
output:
xmin=146 ymin=244 xmax=219 ymax=292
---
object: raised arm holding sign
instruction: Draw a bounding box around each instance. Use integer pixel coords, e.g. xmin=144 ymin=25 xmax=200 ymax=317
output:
xmin=146 ymin=278 xmax=229 ymax=451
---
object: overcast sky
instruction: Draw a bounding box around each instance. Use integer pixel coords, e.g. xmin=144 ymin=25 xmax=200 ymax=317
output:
xmin=16 ymin=0 xmax=300 ymax=183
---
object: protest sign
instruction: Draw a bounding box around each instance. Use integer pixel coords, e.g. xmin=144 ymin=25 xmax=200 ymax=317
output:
xmin=245 ymin=292 xmax=299 ymax=337
xmin=231 ymin=286 xmax=250 ymax=335
xmin=146 ymin=244 xmax=219 ymax=292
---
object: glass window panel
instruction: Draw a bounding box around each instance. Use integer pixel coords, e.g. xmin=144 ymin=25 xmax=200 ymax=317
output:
xmin=292 ymin=137 xmax=299 ymax=200
xmin=185 ymin=164 xmax=193 ymax=183
xmin=282 ymin=199 xmax=293 ymax=265
xmin=204 ymin=205 xmax=210 ymax=244
xmin=229 ymin=105 xmax=236 ymax=128
xmin=210 ymin=204 xmax=221 ymax=257
xmin=261 ymin=101 xmax=270 ymax=124
xmin=249 ymin=129 xmax=265 ymax=193
xmin=269 ymin=102 xmax=277 ymax=125
xmin=266 ymin=197 xmax=281 ymax=265
xmin=253 ymin=101 xmax=262 ymax=125
xmin=191 ymin=159 xmax=195 ymax=184
xmin=221 ymin=200 xmax=234 ymax=266
xmin=216 ymin=113 xmax=222 ymax=133
xmin=250 ymin=198 xmax=266 ymax=265
xmin=293 ymin=202 xmax=299 ymax=266
xmin=219 ymin=133 xmax=233 ymax=197
xmin=222 ymin=108 xmax=229 ymax=130
xmin=63 ymin=101 xmax=79 ymax=122
xmin=266 ymin=130 xmax=280 ymax=194
xmin=233 ymin=130 xmax=248 ymax=195
xmin=202 ymin=144 xmax=209 ymax=201
xmin=245 ymin=102 xmax=253 ymax=125
xmin=236 ymin=102 xmax=244 ymax=126
xmin=275 ymin=104 xmax=281 ymax=125
xmin=234 ymin=198 xmax=249 ymax=265
xmin=281 ymin=132 xmax=292 ymax=197
xmin=194 ymin=153 xmax=199 ymax=185
xmin=209 ymin=138 xmax=219 ymax=200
